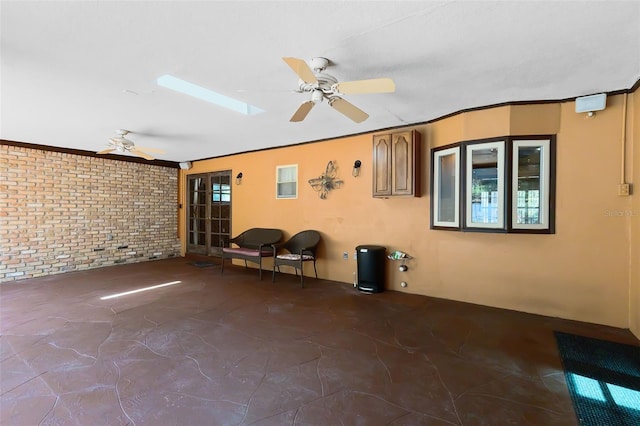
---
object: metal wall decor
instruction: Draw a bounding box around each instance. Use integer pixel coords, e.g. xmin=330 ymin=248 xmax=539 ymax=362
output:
xmin=309 ymin=160 xmax=343 ymax=199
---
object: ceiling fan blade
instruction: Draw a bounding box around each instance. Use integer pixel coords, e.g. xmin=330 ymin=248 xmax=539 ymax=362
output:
xmin=328 ymin=98 xmax=369 ymax=123
xmin=334 ymin=78 xmax=395 ymax=94
xmin=290 ymin=101 xmax=315 ymax=122
xmin=134 ymin=146 xmax=165 ymax=154
xmin=130 ymin=149 xmax=155 ymax=161
xmin=96 ymin=148 xmax=115 ymax=155
xmin=283 ymin=57 xmax=318 ymax=85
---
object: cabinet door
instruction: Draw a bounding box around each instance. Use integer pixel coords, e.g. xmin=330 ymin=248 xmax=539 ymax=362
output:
xmin=391 ymin=131 xmax=421 ymax=196
xmin=372 ymin=134 xmax=392 ymax=196
xmin=391 ymin=131 xmax=414 ymax=195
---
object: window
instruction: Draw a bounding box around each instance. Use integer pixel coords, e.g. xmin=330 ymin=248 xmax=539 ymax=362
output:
xmin=512 ymin=139 xmax=554 ymax=231
xmin=430 ymin=136 xmax=555 ymax=234
xmin=466 ymin=140 xmax=505 ymax=229
xmin=431 ymin=146 xmax=460 ymax=228
xmin=276 ymin=164 xmax=298 ymax=199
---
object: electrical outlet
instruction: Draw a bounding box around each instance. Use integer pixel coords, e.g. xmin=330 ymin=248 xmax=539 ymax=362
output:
xmin=618 ymin=183 xmax=631 ymax=196
xmin=343 ymin=251 xmax=348 ymax=260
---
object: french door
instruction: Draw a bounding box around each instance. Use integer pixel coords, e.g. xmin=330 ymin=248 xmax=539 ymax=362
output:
xmin=187 ymin=171 xmax=232 ymax=256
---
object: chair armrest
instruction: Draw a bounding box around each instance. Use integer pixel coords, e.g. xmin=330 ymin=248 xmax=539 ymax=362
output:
xmin=257 ymin=242 xmax=275 ymax=253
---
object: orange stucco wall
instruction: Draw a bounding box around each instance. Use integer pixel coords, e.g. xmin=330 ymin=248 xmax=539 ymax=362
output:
xmin=180 ymin=93 xmax=637 ymax=330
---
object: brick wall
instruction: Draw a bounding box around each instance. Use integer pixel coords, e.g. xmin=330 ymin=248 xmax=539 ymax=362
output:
xmin=0 ymin=145 xmax=181 ymax=283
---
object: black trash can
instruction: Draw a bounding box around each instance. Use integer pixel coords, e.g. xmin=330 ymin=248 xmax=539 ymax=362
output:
xmin=356 ymin=245 xmax=386 ymax=293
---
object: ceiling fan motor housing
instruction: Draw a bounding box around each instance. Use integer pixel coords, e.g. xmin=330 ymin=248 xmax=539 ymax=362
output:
xmin=109 ymin=137 xmax=135 ymax=152
xmin=298 ymin=72 xmax=339 ymax=94
xmin=309 ymin=57 xmax=329 ymax=72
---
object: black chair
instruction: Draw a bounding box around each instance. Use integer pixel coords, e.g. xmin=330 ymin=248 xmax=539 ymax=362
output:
xmin=272 ymin=230 xmax=321 ymax=287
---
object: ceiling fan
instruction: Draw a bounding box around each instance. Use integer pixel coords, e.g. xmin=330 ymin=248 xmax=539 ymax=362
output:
xmin=96 ymin=130 xmax=165 ymax=160
xmin=283 ymin=57 xmax=395 ymax=123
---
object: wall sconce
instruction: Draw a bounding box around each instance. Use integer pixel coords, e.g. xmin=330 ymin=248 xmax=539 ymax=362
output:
xmin=235 ymin=172 xmax=243 ymax=185
xmin=352 ymin=160 xmax=362 ymax=177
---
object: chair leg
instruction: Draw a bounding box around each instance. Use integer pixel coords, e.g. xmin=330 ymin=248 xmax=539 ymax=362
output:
xmin=272 ymin=262 xmax=276 ymax=283
xmin=220 ymin=255 xmax=225 ymax=274
xmin=299 ymin=262 xmax=304 ymax=288
xmin=258 ymin=257 xmax=262 ymax=280
xmin=313 ymin=261 xmax=317 ymax=278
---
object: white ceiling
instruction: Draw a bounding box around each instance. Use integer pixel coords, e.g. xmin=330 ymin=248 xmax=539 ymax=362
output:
xmin=1 ymin=1 xmax=639 ymax=163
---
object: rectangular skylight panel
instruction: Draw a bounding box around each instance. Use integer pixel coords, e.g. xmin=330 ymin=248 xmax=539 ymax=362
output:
xmin=157 ymin=74 xmax=264 ymax=115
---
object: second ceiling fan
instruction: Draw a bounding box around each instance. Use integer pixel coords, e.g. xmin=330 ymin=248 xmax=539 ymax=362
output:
xmin=283 ymin=57 xmax=395 ymax=123
xmin=97 ymin=130 xmax=165 ymax=161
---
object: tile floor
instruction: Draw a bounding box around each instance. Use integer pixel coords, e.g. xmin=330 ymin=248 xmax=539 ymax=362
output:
xmin=1 ymin=256 xmax=638 ymax=425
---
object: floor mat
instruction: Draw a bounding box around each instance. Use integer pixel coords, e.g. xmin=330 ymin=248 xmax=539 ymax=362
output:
xmin=188 ymin=261 xmax=219 ymax=268
xmin=554 ymin=331 xmax=640 ymax=425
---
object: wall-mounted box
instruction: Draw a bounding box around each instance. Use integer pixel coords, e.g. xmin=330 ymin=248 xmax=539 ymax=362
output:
xmin=575 ymin=93 xmax=606 ymax=114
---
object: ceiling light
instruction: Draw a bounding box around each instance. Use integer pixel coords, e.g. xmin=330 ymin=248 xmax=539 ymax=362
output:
xmin=157 ymin=75 xmax=264 ymax=115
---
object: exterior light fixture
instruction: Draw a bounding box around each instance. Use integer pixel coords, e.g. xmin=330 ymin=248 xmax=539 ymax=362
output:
xmin=352 ymin=160 xmax=362 ymax=177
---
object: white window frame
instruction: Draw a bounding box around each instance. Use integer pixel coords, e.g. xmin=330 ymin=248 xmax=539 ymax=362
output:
xmin=511 ymin=139 xmax=551 ymax=230
xmin=432 ymin=146 xmax=460 ymax=228
xmin=276 ymin=164 xmax=298 ymax=199
xmin=465 ymin=141 xmax=505 ymax=229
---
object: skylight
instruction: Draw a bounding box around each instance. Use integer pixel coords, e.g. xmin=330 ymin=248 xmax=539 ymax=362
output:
xmin=157 ymin=74 xmax=264 ymax=115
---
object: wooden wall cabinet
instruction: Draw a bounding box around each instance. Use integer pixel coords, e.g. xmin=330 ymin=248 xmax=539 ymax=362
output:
xmin=372 ymin=130 xmax=421 ymax=197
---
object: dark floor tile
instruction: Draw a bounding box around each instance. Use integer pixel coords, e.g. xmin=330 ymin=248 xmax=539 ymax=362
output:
xmin=1 ymin=256 xmax=638 ymax=425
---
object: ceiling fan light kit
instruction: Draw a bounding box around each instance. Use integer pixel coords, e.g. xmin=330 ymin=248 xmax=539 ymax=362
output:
xmin=283 ymin=56 xmax=395 ymax=123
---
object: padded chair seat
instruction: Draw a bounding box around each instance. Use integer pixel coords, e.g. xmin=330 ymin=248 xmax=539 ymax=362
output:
xmin=276 ymin=253 xmax=314 ymax=261
xmin=223 ymin=247 xmax=274 ymax=256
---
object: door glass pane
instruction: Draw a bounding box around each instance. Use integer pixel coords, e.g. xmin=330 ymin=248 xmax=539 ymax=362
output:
xmin=189 ymin=177 xmax=205 ymax=204
xmin=211 ymin=205 xmax=220 ymax=219
xmin=438 ymin=153 xmax=457 ymax=223
xmin=220 ymin=219 xmax=229 ymax=235
xmin=221 ymin=204 xmax=230 ymax=219
xmin=221 ymin=184 xmax=231 ymax=202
